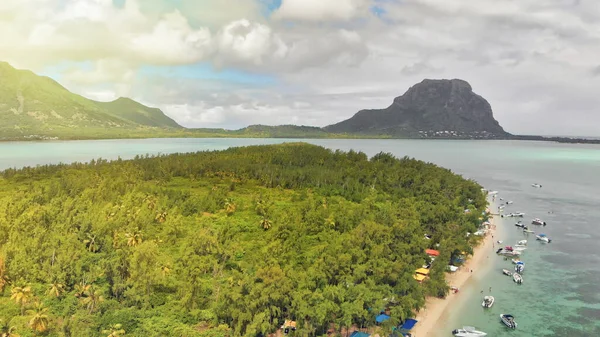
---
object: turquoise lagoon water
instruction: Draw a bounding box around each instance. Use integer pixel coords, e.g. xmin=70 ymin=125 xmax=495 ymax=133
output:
xmin=1 ymin=138 xmax=600 ymax=336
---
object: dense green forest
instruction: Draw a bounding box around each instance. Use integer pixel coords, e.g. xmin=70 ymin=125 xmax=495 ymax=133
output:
xmin=0 ymin=143 xmax=486 ymax=337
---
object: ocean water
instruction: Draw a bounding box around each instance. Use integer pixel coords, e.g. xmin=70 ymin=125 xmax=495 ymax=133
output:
xmin=1 ymin=138 xmax=600 ymax=336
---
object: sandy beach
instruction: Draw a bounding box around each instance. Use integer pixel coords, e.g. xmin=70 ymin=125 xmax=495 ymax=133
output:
xmin=410 ymin=212 xmax=498 ymax=337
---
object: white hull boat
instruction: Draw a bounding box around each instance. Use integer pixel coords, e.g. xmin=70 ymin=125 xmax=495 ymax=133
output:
xmin=523 ymin=229 xmax=535 ymax=233
xmin=452 ymin=326 xmax=488 ymax=336
xmin=517 ymin=240 xmax=527 ymax=245
xmin=502 ymin=269 xmax=512 ymax=276
xmin=532 ymin=218 xmax=547 ymax=226
xmin=515 ymin=264 xmax=524 ymax=274
xmin=536 ymin=234 xmax=552 ymax=243
xmin=511 ymin=258 xmax=521 ymax=264
xmin=531 ymin=183 xmax=542 ymax=188
xmin=482 ymin=296 xmax=494 ymax=308
xmin=513 ymin=272 xmax=523 ymax=284
xmin=500 ymin=314 xmax=518 ymax=329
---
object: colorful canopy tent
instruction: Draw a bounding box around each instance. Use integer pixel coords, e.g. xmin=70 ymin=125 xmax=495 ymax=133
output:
xmin=375 ymin=314 xmax=390 ymax=323
xmin=349 ymin=332 xmax=370 ymax=337
xmin=415 ymin=268 xmax=430 ymax=275
xmin=425 ymin=249 xmax=440 ymax=256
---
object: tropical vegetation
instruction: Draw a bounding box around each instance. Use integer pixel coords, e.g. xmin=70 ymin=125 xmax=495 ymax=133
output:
xmin=0 ymin=143 xmax=486 ymax=336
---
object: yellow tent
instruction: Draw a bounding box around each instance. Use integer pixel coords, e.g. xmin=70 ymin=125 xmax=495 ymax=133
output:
xmin=413 ymin=274 xmax=426 ymax=282
xmin=415 ymin=268 xmax=430 ymax=275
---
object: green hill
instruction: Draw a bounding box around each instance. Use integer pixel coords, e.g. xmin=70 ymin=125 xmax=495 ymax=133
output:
xmin=96 ymin=97 xmax=181 ymax=128
xmin=0 ymin=62 xmax=181 ymax=140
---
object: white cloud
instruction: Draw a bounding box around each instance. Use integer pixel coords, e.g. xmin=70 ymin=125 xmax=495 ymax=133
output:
xmin=273 ymin=0 xmax=371 ymax=21
xmin=2 ymin=0 xmax=600 ymax=136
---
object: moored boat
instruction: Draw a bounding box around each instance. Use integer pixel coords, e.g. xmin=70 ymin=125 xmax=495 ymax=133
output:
xmin=515 ymin=262 xmax=524 ymax=274
xmin=531 ymin=183 xmax=542 ymax=188
xmin=452 ymin=326 xmax=488 ymax=336
xmin=517 ymin=240 xmax=527 ymax=245
xmin=502 ymin=268 xmax=512 ymax=276
xmin=532 ymin=218 xmax=547 ymax=226
xmin=536 ymin=234 xmax=552 ymax=243
xmin=482 ymin=296 xmax=494 ymax=308
xmin=513 ymin=272 xmax=523 ymax=284
xmin=500 ymin=314 xmax=518 ymax=329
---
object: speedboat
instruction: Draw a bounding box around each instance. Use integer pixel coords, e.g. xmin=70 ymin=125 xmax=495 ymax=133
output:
xmin=532 ymin=218 xmax=547 ymax=226
xmin=502 ymin=268 xmax=512 ymax=276
xmin=513 ymin=272 xmax=523 ymax=284
xmin=513 ymin=212 xmax=525 ymax=217
xmin=523 ymin=228 xmax=535 ymax=233
xmin=536 ymin=234 xmax=552 ymax=243
xmin=452 ymin=326 xmax=488 ymax=336
xmin=500 ymin=314 xmax=518 ymax=329
xmin=515 ymin=263 xmax=524 ymax=274
xmin=482 ymin=296 xmax=495 ymax=308
xmin=511 ymin=258 xmax=521 ymax=264
xmin=514 ymin=222 xmax=525 ymax=228
xmin=531 ymin=183 xmax=542 ymax=188
xmin=506 ymin=201 xmax=513 ymax=205
xmin=517 ymin=240 xmax=527 ymax=245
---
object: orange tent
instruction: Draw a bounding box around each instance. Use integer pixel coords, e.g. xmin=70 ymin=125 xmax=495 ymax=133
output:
xmin=425 ymin=249 xmax=440 ymax=256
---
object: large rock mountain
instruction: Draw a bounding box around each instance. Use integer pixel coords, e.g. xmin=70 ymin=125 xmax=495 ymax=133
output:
xmin=0 ymin=62 xmax=181 ymax=139
xmin=325 ymin=79 xmax=508 ymax=138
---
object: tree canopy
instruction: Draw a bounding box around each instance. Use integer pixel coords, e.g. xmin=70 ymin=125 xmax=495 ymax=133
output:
xmin=0 ymin=143 xmax=486 ymax=337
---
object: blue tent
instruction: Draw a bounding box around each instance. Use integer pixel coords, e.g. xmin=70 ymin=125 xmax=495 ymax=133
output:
xmin=375 ymin=314 xmax=390 ymax=323
xmin=349 ymin=332 xmax=370 ymax=337
xmin=400 ymin=318 xmax=418 ymax=331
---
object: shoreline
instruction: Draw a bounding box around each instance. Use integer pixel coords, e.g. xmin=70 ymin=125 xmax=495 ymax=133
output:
xmin=410 ymin=206 xmax=498 ymax=337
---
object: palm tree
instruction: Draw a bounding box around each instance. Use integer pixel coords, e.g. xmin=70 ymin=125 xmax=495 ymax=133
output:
xmin=260 ymin=217 xmax=272 ymax=230
xmin=74 ymin=281 xmax=90 ymax=298
xmin=224 ymin=199 xmax=236 ymax=215
xmin=81 ymin=286 xmax=104 ymax=313
xmin=0 ymin=257 xmax=7 ymax=292
xmin=155 ymin=211 xmax=167 ymax=223
xmin=26 ymin=302 xmax=49 ymax=333
xmin=47 ymin=282 xmax=65 ymax=298
xmin=10 ymin=286 xmax=32 ymax=315
xmin=125 ymin=231 xmax=143 ymax=247
xmin=0 ymin=319 xmax=21 ymax=337
xmin=102 ymin=323 xmax=125 ymax=337
xmin=83 ymin=233 xmax=98 ymax=252
xmin=160 ymin=265 xmax=171 ymax=277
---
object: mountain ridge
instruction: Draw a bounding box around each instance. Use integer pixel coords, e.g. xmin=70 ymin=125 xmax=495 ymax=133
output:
xmin=0 ymin=62 xmax=182 ymax=139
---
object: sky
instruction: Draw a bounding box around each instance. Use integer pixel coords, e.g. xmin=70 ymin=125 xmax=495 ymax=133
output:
xmin=1 ymin=0 xmax=599 ymax=136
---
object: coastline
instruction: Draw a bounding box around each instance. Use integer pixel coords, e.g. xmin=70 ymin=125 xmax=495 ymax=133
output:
xmin=410 ymin=209 xmax=498 ymax=337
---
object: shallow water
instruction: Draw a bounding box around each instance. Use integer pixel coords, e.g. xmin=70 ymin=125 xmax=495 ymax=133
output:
xmin=2 ymin=138 xmax=599 ymax=336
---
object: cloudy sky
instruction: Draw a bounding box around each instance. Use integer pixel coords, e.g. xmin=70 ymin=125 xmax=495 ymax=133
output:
xmin=1 ymin=0 xmax=599 ymax=136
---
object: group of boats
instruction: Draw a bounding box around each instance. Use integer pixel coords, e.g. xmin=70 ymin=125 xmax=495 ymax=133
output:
xmin=452 ymin=314 xmax=517 ymax=336
xmin=453 ymin=187 xmax=556 ymax=336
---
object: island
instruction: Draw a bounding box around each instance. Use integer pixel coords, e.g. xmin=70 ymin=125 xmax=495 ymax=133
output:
xmin=0 ymin=143 xmax=487 ymax=336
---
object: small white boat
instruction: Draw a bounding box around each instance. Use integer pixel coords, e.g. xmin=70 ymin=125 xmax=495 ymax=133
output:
xmin=517 ymin=240 xmax=527 ymax=245
xmin=515 ymin=263 xmax=524 ymax=274
xmin=536 ymin=234 xmax=552 ymax=243
xmin=482 ymin=296 xmax=495 ymax=308
xmin=523 ymin=229 xmax=535 ymax=233
xmin=506 ymin=201 xmax=513 ymax=205
xmin=452 ymin=326 xmax=488 ymax=336
xmin=500 ymin=314 xmax=518 ymax=329
xmin=497 ymin=240 xmax=503 ymax=244
xmin=513 ymin=212 xmax=525 ymax=217
xmin=511 ymin=258 xmax=521 ymax=264
xmin=513 ymin=272 xmax=523 ymax=284
xmin=513 ymin=246 xmax=527 ymax=252
xmin=532 ymin=218 xmax=547 ymax=226
xmin=531 ymin=183 xmax=542 ymax=188
xmin=502 ymin=268 xmax=512 ymax=276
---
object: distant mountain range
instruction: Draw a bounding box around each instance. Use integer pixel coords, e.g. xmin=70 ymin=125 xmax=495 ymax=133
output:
xmin=0 ymin=62 xmax=597 ymax=144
